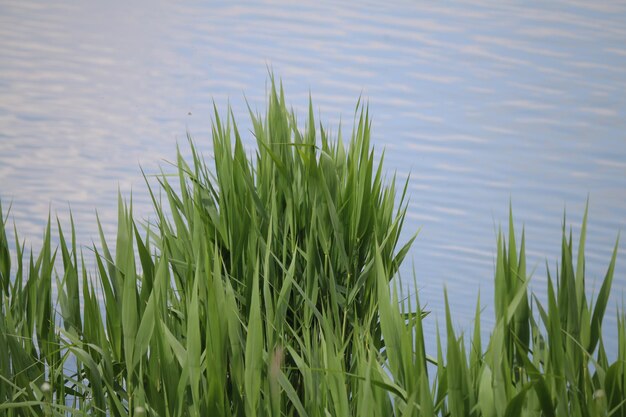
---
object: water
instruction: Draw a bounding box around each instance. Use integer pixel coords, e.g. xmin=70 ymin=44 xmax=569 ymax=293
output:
xmin=1 ymin=0 xmax=625 ymax=354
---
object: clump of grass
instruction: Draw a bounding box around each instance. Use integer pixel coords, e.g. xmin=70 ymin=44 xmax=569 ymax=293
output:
xmin=1 ymin=79 xmax=625 ymax=416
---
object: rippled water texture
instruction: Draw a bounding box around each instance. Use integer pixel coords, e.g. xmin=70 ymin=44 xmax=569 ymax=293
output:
xmin=1 ymin=1 xmax=625 ymax=351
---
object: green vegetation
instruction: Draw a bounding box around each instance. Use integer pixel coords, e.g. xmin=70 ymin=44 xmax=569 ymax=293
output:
xmin=1 ymin=81 xmax=625 ymax=416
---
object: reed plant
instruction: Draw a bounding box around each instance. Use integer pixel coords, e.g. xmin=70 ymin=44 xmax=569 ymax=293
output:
xmin=1 ymin=80 xmax=624 ymax=416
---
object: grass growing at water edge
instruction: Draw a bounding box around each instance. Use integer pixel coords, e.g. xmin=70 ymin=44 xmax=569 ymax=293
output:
xmin=1 ymin=80 xmax=625 ymax=416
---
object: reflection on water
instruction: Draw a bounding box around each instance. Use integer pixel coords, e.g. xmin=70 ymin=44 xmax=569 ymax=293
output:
xmin=1 ymin=0 xmax=625 ymax=353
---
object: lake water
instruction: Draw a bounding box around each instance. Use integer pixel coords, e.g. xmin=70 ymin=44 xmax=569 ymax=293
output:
xmin=1 ymin=1 xmax=625 ymax=354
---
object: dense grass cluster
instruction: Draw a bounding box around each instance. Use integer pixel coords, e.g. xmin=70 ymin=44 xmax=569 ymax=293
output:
xmin=1 ymin=81 xmax=625 ymax=416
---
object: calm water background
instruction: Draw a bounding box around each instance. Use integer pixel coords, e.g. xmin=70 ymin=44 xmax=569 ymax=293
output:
xmin=1 ymin=1 xmax=625 ymax=354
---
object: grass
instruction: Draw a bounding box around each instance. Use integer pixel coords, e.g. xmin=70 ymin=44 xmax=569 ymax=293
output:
xmin=1 ymin=79 xmax=625 ymax=416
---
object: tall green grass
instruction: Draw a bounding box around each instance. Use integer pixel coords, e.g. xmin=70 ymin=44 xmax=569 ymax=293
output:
xmin=1 ymin=80 xmax=624 ymax=416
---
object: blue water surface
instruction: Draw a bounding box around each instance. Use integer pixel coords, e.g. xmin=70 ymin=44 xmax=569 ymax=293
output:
xmin=1 ymin=0 xmax=625 ymax=355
